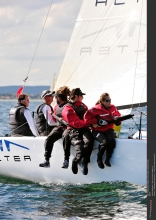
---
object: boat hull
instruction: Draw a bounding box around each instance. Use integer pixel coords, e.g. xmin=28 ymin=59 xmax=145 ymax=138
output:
xmin=0 ymin=137 xmax=146 ymax=185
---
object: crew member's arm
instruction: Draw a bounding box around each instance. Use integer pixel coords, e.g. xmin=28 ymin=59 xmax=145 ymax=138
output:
xmin=42 ymin=105 xmax=58 ymax=126
xmin=24 ymin=109 xmax=40 ymax=136
xmin=113 ymin=106 xmax=121 ymax=125
xmin=84 ymin=108 xmax=98 ymax=125
xmin=62 ymin=106 xmax=86 ymax=128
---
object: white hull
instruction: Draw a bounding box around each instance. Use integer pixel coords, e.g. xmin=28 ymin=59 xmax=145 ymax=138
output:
xmin=0 ymin=137 xmax=146 ymax=185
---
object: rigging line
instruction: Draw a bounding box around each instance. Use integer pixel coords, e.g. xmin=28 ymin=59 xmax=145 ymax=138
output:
xmin=136 ymin=78 xmax=147 ymax=111
xmin=23 ymin=0 xmax=54 ymax=85
xmin=132 ymin=117 xmax=140 ymax=132
xmin=131 ymin=0 xmax=144 ymax=109
xmin=0 ymin=131 xmax=5 ymax=137
xmin=127 ymin=74 xmax=146 ymax=129
xmin=134 ymin=109 xmax=147 ymax=117
xmin=7 ymin=122 xmax=28 ymax=136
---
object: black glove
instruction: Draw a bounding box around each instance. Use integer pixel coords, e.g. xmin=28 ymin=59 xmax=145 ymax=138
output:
xmin=113 ymin=116 xmax=121 ymax=126
xmin=98 ymin=119 xmax=108 ymax=126
xmin=114 ymin=121 xmax=121 ymax=126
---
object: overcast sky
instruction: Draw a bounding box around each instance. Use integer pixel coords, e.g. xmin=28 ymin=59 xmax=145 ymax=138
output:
xmin=0 ymin=0 xmax=83 ymax=86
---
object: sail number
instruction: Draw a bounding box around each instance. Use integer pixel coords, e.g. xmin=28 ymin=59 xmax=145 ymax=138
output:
xmin=95 ymin=0 xmax=139 ymax=6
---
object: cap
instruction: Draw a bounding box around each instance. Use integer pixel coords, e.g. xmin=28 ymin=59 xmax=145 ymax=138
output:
xmin=41 ymin=90 xmax=55 ymax=99
xmin=71 ymin=88 xmax=86 ymax=96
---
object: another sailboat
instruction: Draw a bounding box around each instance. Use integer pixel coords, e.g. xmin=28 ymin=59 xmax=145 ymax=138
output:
xmin=0 ymin=0 xmax=147 ymax=185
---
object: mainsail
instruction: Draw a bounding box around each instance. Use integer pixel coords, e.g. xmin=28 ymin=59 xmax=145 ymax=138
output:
xmin=52 ymin=0 xmax=147 ymax=109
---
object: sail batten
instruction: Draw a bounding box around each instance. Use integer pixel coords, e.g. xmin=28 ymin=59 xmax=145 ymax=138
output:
xmin=53 ymin=0 xmax=147 ymax=109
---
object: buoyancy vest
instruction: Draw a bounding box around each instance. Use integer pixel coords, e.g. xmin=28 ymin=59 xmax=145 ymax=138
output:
xmin=67 ymin=102 xmax=88 ymax=119
xmin=54 ymin=102 xmax=68 ymax=126
xmin=9 ymin=104 xmax=33 ymax=136
xmin=35 ymin=103 xmax=54 ymax=132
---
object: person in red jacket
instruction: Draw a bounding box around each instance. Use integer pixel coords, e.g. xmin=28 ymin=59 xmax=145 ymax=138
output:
xmin=84 ymin=92 xmax=121 ymax=169
xmin=61 ymin=88 xmax=94 ymax=175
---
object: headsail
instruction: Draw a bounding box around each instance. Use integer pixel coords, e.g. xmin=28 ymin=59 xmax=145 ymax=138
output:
xmin=53 ymin=0 xmax=147 ymax=109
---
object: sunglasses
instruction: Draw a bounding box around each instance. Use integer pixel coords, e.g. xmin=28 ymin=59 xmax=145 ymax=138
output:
xmin=104 ymin=99 xmax=111 ymax=103
xmin=22 ymin=99 xmax=29 ymax=102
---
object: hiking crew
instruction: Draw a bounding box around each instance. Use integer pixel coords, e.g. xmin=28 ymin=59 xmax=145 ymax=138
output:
xmin=39 ymin=86 xmax=71 ymax=168
xmin=84 ymin=92 xmax=121 ymax=169
xmin=61 ymin=88 xmax=94 ymax=175
xmin=35 ymin=90 xmax=58 ymax=136
xmin=9 ymin=93 xmax=39 ymax=137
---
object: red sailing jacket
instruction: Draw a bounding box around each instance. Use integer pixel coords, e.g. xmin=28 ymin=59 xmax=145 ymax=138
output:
xmin=61 ymin=101 xmax=89 ymax=129
xmin=84 ymin=103 xmax=121 ymax=132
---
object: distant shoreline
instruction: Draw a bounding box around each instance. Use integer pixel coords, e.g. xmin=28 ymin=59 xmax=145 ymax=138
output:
xmin=0 ymin=99 xmax=42 ymax=101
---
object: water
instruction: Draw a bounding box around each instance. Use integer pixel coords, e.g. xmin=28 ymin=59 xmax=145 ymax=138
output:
xmin=0 ymin=100 xmax=147 ymax=219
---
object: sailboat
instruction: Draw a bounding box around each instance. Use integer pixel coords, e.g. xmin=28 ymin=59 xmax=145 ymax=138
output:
xmin=0 ymin=0 xmax=147 ymax=185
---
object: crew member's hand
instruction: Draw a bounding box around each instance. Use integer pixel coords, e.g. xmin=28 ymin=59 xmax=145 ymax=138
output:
xmin=49 ymin=111 xmax=53 ymax=115
xmin=114 ymin=116 xmax=119 ymax=120
xmin=98 ymin=119 xmax=108 ymax=126
xmin=92 ymin=124 xmax=100 ymax=128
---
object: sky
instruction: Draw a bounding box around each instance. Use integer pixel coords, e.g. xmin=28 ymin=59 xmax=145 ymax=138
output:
xmin=0 ymin=0 xmax=83 ymax=86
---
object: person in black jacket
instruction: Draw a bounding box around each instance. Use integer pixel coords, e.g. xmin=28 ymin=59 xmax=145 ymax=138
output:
xmin=9 ymin=93 xmax=39 ymax=137
xmin=35 ymin=90 xmax=58 ymax=136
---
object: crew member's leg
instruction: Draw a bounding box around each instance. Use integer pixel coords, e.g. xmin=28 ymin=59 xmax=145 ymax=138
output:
xmin=92 ymin=130 xmax=109 ymax=169
xmin=12 ymin=130 xmax=34 ymax=137
xmin=104 ymin=129 xmax=116 ymax=167
xmin=81 ymin=128 xmax=94 ymax=175
xmin=62 ymin=129 xmax=71 ymax=168
xmin=39 ymin=127 xmax=54 ymax=136
xmin=39 ymin=127 xmax=63 ymax=167
xmin=68 ymin=129 xmax=85 ymax=174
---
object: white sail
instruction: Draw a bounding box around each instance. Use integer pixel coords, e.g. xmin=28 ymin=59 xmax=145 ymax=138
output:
xmin=53 ymin=0 xmax=147 ymax=109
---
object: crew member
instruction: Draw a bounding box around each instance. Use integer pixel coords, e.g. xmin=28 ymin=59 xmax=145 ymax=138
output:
xmin=35 ymin=90 xmax=58 ymax=136
xmin=61 ymin=88 xmax=94 ymax=175
xmin=84 ymin=92 xmax=121 ymax=169
xmin=39 ymin=86 xmax=71 ymax=168
xmin=9 ymin=93 xmax=39 ymax=137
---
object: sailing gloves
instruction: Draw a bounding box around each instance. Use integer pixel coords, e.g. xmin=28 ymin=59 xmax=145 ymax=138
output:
xmin=98 ymin=119 xmax=108 ymax=126
xmin=113 ymin=116 xmax=121 ymax=126
xmin=98 ymin=116 xmax=121 ymax=126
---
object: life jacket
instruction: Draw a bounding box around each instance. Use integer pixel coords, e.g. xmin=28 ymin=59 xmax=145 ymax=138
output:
xmin=9 ymin=104 xmax=33 ymax=136
xmin=35 ymin=103 xmax=54 ymax=133
xmin=67 ymin=102 xmax=88 ymax=119
xmin=54 ymin=102 xmax=68 ymax=126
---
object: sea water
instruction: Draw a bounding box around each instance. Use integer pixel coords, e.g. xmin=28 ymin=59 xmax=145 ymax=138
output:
xmin=0 ymin=100 xmax=147 ymax=220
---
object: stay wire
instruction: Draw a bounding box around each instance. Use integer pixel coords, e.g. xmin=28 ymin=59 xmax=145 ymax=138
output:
xmin=23 ymin=0 xmax=54 ymax=88
xmin=136 ymin=78 xmax=147 ymax=111
xmin=124 ymin=0 xmax=145 ymax=131
xmin=131 ymin=0 xmax=144 ymax=109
